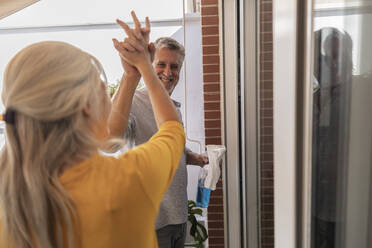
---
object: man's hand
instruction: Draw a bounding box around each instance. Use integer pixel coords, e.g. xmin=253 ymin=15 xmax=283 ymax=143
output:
xmin=117 ymin=13 xmax=152 ymax=80
xmin=186 ymin=151 xmax=209 ymax=167
xmin=113 ymin=11 xmax=152 ymax=75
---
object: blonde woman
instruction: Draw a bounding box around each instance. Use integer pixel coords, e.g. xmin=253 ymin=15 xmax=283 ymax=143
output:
xmin=0 ymin=12 xmax=184 ymax=248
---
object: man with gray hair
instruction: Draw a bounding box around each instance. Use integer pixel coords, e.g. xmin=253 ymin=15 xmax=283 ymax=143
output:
xmin=110 ymin=37 xmax=208 ymax=248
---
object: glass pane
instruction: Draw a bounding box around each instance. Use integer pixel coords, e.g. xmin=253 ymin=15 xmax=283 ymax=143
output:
xmin=311 ymin=1 xmax=372 ymax=247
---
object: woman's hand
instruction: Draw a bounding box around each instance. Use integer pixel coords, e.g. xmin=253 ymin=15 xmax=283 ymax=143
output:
xmin=113 ymin=11 xmax=152 ymax=71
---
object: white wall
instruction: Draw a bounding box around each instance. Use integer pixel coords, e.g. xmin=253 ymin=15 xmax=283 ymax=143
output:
xmin=343 ymin=75 xmax=372 ymax=248
xmin=171 ymin=14 xmax=206 ymax=202
xmin=273 ymin=0 xmax=298 ymax=247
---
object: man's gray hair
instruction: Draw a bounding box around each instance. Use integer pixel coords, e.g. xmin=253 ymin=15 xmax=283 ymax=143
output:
xmin=154 ymin=37 xmax=185 ymax=65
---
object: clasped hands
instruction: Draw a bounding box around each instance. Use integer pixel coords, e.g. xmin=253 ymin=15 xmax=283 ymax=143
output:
xmin=112 ymin=11 xmax=154 ymax=75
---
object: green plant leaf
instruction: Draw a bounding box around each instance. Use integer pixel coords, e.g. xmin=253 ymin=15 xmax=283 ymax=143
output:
xmin=187 ymin=200 xmax=208 ymax=246
xmin=188 ymin=200 xmax=197 ymax=208
xmin=196 ymin=222 xmax=208 ymax=241
xmin=190 ymin=209 xmax=203 ymax=216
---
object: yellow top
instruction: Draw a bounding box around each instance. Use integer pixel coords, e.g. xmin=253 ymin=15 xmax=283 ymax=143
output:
xmin=0 ymin=121 xmax=185 ymax=248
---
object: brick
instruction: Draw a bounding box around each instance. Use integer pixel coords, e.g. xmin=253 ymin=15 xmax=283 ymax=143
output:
xmin=261 ymin=211 xmax=274 ymax=220
xmin=261 ymin=2 xmax=273 ymax=12
xmin=204 ymin=102 xmax=220 ymax=111
xmin=261 ymin=169 xmax=273 ymax=178
xmin=262 ymin=62 xmax=273 ymax=71
xmin=261 ymin=196 xmax=274 ymax=204
xmin=261 ymin=101 xmax=273 ymax=110
xmin=203 ymin=64 xmax=220 ymax=73
xmin=208 ymin=213 xmax=224 ymax=221
xmin=261 ymin=154 xmax=274 ymax=163
xmin=261 ymin=220 xmax=274 ymax=228
xmin=261 ymin=180 xmax=273 ymax=188
xmin=261 ymin=176 xmax=273 ymax=182
xmin=208 ymin=220 xmax=224 ymax=229
xmin=201 ymin=0 xmax=218 ymax=6
xmin=261 ymin=146 xmax=274 ymax=154
xmin=260 ymin=126 xmax=273 ymax=136
xmin=204 ymin=83 xmax=220 ymax=92
xmin=202 ymin=35 xmax=219 ymax=46
xmin=204 ymin=74 xmax=220 ymax=82
xmin=261 ymin=12 xmax=272 ymax=22
xmin=201 ymin=6 xmax=219 ymax=15
xmin=260 ymin=90 xmax=273 ymax=99
xmin=261 ymin=53 xmax=273 ymax=63
xmin=204 ymin=93 xmax=221 ymax=102
xmin=206 ymin=137 xmax=222 ymax=145
xmin=261 ymin=187 xmax=274 ymax=195
xmin=261 ymin=119 xmax=273 ymax=128
xmin=202 ymin=26 xmax=219 ymax=36
xmin=261 ymin=245 xmax=274 ymax=248
xmin=203 ymin=55 xmax=220 ymax=64
xmin=261 ymin=160 xmax=273 ymax=167
xmin=208 ymin=237 xmax=225 ymax=244
xmin=203 ymin=45 xmax=219 ymax=54
xmin=205 ymin=128 xmax=222 ymax=137
xmin=202 ymin=16 xmax=219 ymax=26
xmin=205 ymin=119 xmax=221 ymax=128
xmin=260 ymin=139 xmax=274 ymax=144
xmin=261 ymin=42 xmax=273 ymax=53
xmin=261 ymin=228 xmax=274 ymax=237
xmin=261 ymin=204 xmax=274 ymax=212
xmin=260 ymin=145 xmax=273 ymax=153
xmin=261 ymin=22 xmax=273 ymax=33
xmin=261 ymin=109 xmax=273 ymax=117
xmin=261 ymin=157 xmax=274 ymax=164
xmin=260 ymin=81 xmax=273 ymax=90
xmin=208 ymin=229 xmax=225 ymax=237
xmin=261 ymin=32 xmax=273 ymax=42
xmin=204 ymin=111 xmax=221 ymax=119
xmin=208 ymin=204 xmax=224 ymax=213
xmin=261 ymin=178 xmax=273 ymax=186
xmin=261 ymin=237 xmax=274 ymax=244
xmin=260 ymin=71 xmax=273 ymax=81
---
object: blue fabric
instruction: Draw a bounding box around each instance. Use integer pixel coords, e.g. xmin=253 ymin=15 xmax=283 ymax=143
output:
xmin=196 ymin=183 xmax=211 ymax=208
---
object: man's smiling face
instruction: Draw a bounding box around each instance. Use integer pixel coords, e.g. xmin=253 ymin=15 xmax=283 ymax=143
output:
xmin=153 ymin=48 xmax=182 ymax=96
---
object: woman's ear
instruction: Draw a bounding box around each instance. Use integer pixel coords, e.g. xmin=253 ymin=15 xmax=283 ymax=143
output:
xmin=82 ymin=103 xmax=91 ymax=118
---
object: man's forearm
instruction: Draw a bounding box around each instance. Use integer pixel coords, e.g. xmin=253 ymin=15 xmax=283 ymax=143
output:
xmin=186 ymin=150 xmax=209 ymax=166
xmin=108 ymin=74 xmax=140 ymax=138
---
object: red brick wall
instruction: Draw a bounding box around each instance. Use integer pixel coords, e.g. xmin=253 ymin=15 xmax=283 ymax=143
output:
xmin=200 ymin=0 xmax=224 ymax=247
xmin=260 ymin=0 xmax=274 ymax=247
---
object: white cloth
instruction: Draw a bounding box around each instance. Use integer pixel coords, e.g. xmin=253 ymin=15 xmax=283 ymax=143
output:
xmin=203 ymin=145 xmax=226 ymax=190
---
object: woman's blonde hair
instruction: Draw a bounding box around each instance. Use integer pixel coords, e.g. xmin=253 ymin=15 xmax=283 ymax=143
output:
xmin=0 ymin=41 xmax=110 ymax=248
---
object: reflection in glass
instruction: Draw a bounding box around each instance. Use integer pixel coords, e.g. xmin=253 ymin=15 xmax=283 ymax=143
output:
xmin=311 ymin=1 xmax=372 ymax=247
xmin=312 ymin=26 xmax=352 ymax=248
